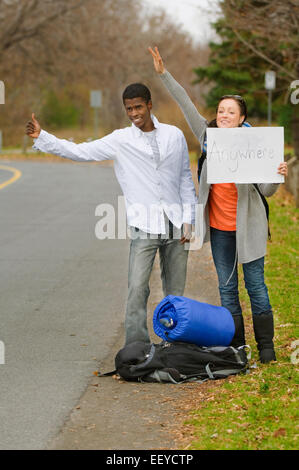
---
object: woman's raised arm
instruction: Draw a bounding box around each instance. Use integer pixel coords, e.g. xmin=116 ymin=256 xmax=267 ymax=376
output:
xmin=148 ymin=46 xmax=207 ymax=146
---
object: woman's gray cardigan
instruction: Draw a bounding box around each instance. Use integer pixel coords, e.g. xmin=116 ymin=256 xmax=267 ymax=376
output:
xmin=160 ymin=70 xmax=279 ymax=264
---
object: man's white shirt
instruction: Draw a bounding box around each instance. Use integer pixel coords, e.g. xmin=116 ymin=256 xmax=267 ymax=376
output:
xmin=33 ymin=115 xmax=197 ymax=234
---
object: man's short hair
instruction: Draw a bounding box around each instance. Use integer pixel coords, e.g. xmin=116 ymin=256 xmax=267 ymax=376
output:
xmin=122 ymin=83 xmax=151 ymax=103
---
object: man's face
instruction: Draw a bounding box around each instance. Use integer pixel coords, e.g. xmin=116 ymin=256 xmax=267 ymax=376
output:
xmin=124 ymin=97 xmax=153 ymax=132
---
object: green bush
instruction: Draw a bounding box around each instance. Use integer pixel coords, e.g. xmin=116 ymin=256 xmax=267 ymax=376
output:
xmin=41 ymin=90 xmax=80 ymax=128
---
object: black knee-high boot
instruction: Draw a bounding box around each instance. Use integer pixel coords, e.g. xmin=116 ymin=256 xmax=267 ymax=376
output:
xmin=252 ymin=312 xmax=276 ymax=363
xmin=230 ymin=315 xmax=246 ymax=348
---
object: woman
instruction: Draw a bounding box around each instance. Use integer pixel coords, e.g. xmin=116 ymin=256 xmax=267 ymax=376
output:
xmin=149 ymin=46 xmax=288 ymax=363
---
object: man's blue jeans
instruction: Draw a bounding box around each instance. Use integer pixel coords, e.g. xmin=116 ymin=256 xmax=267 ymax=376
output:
xmin=125 ymin=225 xmax=189 ymax=344
xmin=210 ymin=227 xmax=272 ymax=318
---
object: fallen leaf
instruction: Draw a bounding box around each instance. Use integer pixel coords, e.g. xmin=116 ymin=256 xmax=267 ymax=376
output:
xmin=273 ymin=428 xmax=286 ymax=437
xmin=86 ymin=424 xmax=96 ymax=430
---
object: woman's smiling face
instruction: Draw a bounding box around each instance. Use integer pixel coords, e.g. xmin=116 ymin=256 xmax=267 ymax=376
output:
xmin=216 ymin=98 xmax=245 ymax=128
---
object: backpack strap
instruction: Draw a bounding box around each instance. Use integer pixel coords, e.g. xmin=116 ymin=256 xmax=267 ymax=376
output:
xmin=207 ymin=368 xmax=249 ymax=379
xmin=205 ymin=363 xmax=215 ymax=379
xmin=197 ymin=131 xmax=207 ymax=181
xmin=140 ymin=369 xmax=181 ymax=384
xmin=129 ymin=344 xmax=156 ymax=373
xmin=253 ymin=184 xmax=271 ymax=240
xmin=97 ymin=369 xmax=117 ymax=377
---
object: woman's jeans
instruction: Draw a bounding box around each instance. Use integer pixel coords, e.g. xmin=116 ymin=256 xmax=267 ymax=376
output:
xmin=210 ymin=227 xmax=272 ymax=318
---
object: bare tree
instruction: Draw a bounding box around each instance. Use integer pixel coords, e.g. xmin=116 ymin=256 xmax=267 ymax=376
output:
xmin=0 ymin=0 xmax=208 ymax=148
xmin=0 ymin=0 xmax=89 ymax=55
xmin=217 ymin=0 xmax=299 ymax=155
xmin=222 ymin=0 xmax=298 ymax=82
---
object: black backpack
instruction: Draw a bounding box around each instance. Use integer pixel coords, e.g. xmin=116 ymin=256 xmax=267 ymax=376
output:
xmin=98 ymin=341 xmax=249 ymax=384
xmin=197 ymin=132 xmax=271 ymax=240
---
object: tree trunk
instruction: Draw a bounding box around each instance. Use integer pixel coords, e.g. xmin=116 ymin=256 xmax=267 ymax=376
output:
xmin=291 ymin=105 xmax=299 ymax=158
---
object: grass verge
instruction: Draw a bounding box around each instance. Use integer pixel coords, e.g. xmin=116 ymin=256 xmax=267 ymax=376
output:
xmin=180 ymin=186 xmax=298 ymax=450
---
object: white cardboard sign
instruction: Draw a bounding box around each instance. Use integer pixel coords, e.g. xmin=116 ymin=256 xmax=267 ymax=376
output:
xmin=207 ymin=127 xmax=284 ymax=184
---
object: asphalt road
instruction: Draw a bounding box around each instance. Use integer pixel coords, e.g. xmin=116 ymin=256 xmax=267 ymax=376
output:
xmin=0 ymin=160 xmax=130 ymax=449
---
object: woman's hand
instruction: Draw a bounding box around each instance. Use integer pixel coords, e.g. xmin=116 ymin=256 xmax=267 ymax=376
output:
xmin=277 ymin=162 xmax=288 ymax=177
xmin=148 ymin=46 xmax=166 ymax=74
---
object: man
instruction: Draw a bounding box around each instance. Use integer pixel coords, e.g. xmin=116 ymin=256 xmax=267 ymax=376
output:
xmin=26 ymin=83 xmax=197 ymax=345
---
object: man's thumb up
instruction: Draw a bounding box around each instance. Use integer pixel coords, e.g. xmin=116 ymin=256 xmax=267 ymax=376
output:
xmin=26 ymin=113 xmax=41 ymax=138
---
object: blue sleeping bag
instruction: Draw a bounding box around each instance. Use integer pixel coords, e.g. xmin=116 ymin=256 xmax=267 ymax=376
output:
xmin=153 ymin=295 xmax=235 ymax=347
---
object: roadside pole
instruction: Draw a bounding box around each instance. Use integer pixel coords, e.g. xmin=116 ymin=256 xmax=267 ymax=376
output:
xmin=265 ymin=71 xmax=276 ymax=126
xmin=0 ymin=80 xmax=4 ymax=154
xmin=90 ymin=90 xmax=102 ymax=139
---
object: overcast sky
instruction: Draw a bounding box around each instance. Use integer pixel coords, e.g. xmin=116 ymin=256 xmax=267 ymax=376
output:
xmin=141 ymin=0 xmax=220 ymax=45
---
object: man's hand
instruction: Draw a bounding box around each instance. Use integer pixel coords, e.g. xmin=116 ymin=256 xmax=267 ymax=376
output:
xmin=26 ymin=113 xmax=41 ymax=139
xmin=180 ymin=223 xmax=193 ymax=244
xmin=148 ymin=46 xmax=166 ymax=74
